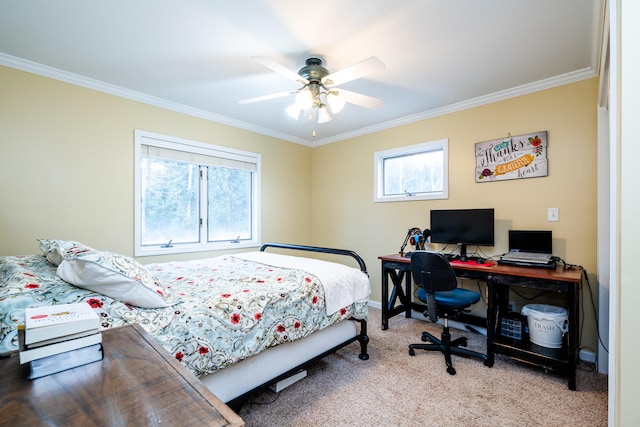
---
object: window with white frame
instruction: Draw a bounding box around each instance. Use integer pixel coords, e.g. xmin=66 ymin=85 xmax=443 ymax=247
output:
xmin=134 ymin=130 xmax=261 ymax=256
xmin=374 ymin=138 xmax=448 ymax=202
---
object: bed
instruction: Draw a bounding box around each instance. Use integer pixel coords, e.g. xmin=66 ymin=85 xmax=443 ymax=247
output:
xmin=0 ymin=241 xmax=370 ymax=406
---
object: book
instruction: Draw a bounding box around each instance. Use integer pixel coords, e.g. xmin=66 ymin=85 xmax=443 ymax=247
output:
xmin=28 ymin=343 xmax=104 ymax=380
xmin=26 ymin=329 xmax=100 ymax=349
xmin=18 ymin=327 xmax=102 ymax=364
xmin=24 ymin=303 xmax=100 ymax=345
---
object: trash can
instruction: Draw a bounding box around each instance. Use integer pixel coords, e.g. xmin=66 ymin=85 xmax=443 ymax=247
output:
xmin=521 ymin=304 xmax=568 ymax=348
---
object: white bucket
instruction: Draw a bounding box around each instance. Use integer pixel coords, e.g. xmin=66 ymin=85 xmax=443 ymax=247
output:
xmin=521 ymin=304 xmax=568 ymax=348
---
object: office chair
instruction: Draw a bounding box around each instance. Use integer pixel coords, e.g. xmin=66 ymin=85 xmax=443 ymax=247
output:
xmin=408 ymin=251 xmax=488 ymax=375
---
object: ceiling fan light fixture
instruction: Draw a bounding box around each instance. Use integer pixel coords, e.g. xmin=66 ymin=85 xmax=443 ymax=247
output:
xmin=294 ymin=89 xmax=313 ymax=110
xmin=326 ymin=91 xmax=345 ymax=114
xmin=317 ymin=105 xmax=332 ymax=124
xmin=242 ymin=56 xmax=385 ymax=137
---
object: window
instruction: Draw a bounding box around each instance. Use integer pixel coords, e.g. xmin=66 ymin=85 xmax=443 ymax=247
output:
xmin=374 ymin=138 xmax=448 ymax=202
xmin=134 ymin=130 xmax=261 ymax=256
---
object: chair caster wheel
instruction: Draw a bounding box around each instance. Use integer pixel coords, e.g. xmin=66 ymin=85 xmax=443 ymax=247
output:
xmin=409 ymin=349 xmax=415 ymax=356
xmin=447 ymin=366 xmax=456 ymax=375
xmin=421 ymin=336 xmax=427 ymax=342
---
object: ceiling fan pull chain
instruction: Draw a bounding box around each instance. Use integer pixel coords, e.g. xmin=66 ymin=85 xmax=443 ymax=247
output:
xmin=312 ymin=109 xmax=317 ymax=138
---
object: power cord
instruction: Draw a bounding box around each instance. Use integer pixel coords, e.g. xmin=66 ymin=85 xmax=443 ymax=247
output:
xmin=579 ymin=267 xmax=609 ymax=354
xmin=547 ymin=258 xmax=609 ymax=359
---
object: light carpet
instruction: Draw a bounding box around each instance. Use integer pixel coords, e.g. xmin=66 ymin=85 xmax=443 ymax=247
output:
xmin=238 ymin=307 xmax=607 ymax=427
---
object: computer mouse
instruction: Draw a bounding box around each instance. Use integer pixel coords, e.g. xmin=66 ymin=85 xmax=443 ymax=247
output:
xmin=476 ymin=258 xmax=485 ymax=264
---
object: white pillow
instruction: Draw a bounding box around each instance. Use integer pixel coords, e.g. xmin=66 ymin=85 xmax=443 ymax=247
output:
xmin=42 ymin=239 xmax=169 ymax=308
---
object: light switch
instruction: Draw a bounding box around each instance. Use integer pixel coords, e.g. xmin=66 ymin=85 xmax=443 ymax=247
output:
xmin=548 ymin=208 xmax=559 ymax=222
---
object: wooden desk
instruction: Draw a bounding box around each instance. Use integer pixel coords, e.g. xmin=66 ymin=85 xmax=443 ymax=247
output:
xmin=0 ymin=324 xmax=245 ymax=427
xmin=379 ymin=253 xmax=583 ymax=390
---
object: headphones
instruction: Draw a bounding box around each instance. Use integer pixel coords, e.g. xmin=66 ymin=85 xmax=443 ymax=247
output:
xmin=400 ymin=227 xmax=431 ymax=254
xmin=409 ymin=227 xmax=423 ymax=246
xmin=413 ymin=228 xmax=431 ymax=248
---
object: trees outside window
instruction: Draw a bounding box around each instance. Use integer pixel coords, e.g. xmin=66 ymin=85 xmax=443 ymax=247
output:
xmin=374 ymin=139 xmax=448 ymax=202
xmin=134 ymin=130 xmax=260 ymax=256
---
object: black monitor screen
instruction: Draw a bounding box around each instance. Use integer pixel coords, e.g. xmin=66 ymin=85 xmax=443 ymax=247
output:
xmin=429 ymin=208 xmax=495 ymax=248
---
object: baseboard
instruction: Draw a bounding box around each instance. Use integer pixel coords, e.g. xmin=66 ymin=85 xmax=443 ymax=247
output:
xmin=579 ymin=349 xmax=597 ymax=364
xmin=368 ymin=300 xmax=382 ymax=310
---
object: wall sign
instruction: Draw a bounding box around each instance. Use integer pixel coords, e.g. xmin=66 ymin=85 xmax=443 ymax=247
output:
xmin=475 ymin=131 xmax=548 ymax=183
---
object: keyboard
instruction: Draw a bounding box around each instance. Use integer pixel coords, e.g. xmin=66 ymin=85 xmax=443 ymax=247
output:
xmin=500 ymin=251 xmax=552 ymax=264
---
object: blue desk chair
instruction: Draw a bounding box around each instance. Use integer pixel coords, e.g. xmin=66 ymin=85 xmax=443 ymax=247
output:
xmin=408 ymin=251 xmax=488 ymax=375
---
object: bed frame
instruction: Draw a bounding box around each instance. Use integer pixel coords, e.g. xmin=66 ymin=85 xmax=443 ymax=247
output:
xmin=201 ymin=242 xmax=370 ymax=408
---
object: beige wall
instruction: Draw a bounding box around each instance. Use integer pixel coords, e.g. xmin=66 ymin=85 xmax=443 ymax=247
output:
xmin=0 ymin=65 xmax=313 ymax=261
xmin=312 ymin=78 xmax=600 ymax=351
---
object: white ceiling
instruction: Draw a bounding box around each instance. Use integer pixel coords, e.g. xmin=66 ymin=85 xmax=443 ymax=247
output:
xmin=0 ymin=0 xmax=604 ymax=146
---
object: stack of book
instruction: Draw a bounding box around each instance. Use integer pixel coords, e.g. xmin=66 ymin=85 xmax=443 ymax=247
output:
xmin=19 ymin=303 xmax=103 ymax=379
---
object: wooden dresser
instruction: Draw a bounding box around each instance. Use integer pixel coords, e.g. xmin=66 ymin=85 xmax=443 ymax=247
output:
xmin=0 ymin=323 xmax=244 ymax=426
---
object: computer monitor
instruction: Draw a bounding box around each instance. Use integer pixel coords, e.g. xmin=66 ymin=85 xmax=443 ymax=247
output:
xmin=429 ymin=208 xmax=495 ymax=261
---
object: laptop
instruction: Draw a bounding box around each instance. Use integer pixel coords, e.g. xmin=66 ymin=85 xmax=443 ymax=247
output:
xmin=499 ymin=230 xmax=554 ymax=266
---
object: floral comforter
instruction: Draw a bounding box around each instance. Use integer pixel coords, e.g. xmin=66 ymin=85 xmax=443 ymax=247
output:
xmin=0 ymin=254 xmax=368 ymax=377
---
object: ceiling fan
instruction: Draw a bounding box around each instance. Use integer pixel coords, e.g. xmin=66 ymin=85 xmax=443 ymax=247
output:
xmin=239 ymin=56 xmax=385 ymax=135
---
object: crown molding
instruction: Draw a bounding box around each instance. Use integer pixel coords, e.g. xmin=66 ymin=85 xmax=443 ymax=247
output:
xmin=1 ymin=52 xmax=596 ymax=148
xmin=0 ymin=53 xmax=310 ymax=146
xmin=309 ymin=67 xmax=598 ymax=147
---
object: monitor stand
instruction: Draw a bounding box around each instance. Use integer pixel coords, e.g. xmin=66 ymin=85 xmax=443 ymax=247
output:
xmin=459 ymin=244 xmax=468 ymax=262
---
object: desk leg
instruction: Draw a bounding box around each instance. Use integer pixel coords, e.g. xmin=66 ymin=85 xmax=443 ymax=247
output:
xmin=403 ymin=270 xmax=413 ymax=319
xmin=380 ymin=261 xmax=416 ymax=330
xmin=381 ymin=265 xmax=390 ymax=330
xmin=485 ymin=281 xmax=496 ymax=367
xmin=381 ymin=264 xmax=408 ymax=329
xmin=567 ymin=282 xmax=579 ymax=390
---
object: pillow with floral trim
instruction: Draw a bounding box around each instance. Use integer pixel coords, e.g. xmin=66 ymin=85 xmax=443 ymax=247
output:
xmin=38 ymin=238 xmax=65 ymax=266
xmin=40 ymin=239 xmax=169 ymax=308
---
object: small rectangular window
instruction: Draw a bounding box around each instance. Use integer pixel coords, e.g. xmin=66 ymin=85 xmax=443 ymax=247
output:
xmin=134 ymin=130 xmax=261 ymax=256
xmin=374 ymin=139 xmax=448 ymax=202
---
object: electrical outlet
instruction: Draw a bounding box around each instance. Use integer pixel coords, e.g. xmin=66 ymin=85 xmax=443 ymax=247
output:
xmin=548 ymin=208 xmax=559 ymax=222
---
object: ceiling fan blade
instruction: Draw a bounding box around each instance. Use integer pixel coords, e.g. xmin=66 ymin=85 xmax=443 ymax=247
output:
xmin=336 ymin=88 xmax=384 ymax=109
xmin=238 ymin=90 xmax=297 ymax=104
xmin=322 ymin=56 xmax=385 ymax=87
xmin=251 ymin=56 xmax=309 ymax=85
